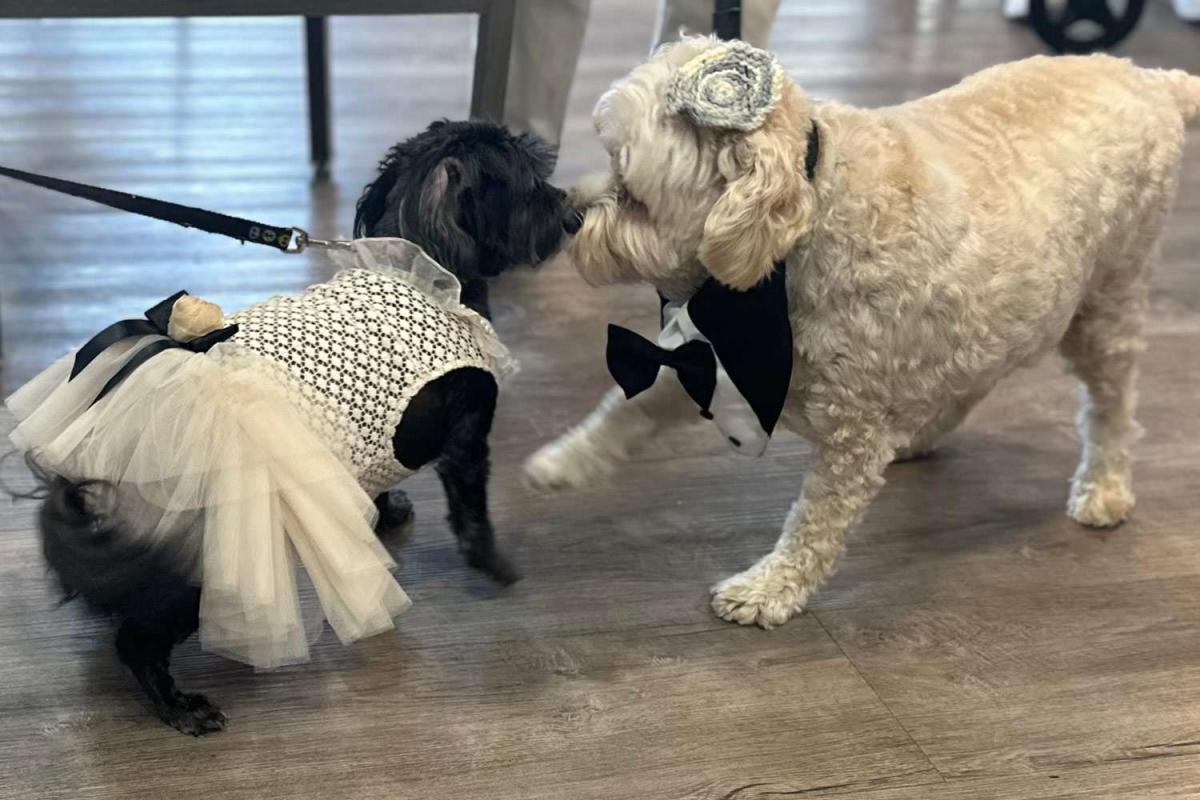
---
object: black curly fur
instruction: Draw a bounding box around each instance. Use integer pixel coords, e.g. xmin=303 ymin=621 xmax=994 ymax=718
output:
xmin=34 ymin=471 xmax=220 ymax=734
xmin=38 ymin=475 xmax=163 ymax=609
xmin=28 ymin=119 xmax=573 ymax=734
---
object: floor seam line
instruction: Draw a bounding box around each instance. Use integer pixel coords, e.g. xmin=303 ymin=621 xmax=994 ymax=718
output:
xmin=811 ymin=609 xmax=948 ymax=784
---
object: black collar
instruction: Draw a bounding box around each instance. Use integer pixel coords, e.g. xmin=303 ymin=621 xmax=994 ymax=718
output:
xmin=804 ymin=120 xmax=820 ymax=182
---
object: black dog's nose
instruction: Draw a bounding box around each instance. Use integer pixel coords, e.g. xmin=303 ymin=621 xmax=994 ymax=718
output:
xmin=563 ymin=208 xmax=584 ymax=235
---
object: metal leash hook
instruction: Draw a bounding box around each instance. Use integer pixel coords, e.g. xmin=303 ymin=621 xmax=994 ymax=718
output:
xmin=284 ymin=228 xmax=356 ymax=255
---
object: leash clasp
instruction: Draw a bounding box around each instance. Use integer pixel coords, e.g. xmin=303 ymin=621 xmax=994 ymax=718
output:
xmin=284 ymin=228 xmax=354 ymax=255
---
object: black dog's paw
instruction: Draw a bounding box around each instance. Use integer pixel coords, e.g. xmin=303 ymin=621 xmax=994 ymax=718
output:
xmin=157 ymin=692 xmax=227 ymax=736
xmin=374 ymin=489 xmax=415 ymax=540
xmin=466 ymin=549 xmax=521 ymax=586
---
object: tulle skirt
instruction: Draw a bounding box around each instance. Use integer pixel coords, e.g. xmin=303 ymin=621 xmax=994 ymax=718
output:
xmin=7 ymin=338 xmax=411 ymax=669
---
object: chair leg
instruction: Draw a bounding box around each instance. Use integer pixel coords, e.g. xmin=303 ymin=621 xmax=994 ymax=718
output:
xmin=470 ymin=0 xmax=515 ymax=122
xmin=713 ymin=0 xmax=742 ymax=39
xmin=304 ymin=15 xmax=331 ymax=177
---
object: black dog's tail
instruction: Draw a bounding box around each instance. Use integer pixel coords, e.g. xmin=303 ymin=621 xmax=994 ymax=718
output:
xmin=30 ymin=464 xmax=169 ymax=613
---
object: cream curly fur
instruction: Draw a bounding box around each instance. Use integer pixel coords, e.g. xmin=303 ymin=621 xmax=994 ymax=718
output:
xmin=526 ymin=39 xmax=1200 ymax=629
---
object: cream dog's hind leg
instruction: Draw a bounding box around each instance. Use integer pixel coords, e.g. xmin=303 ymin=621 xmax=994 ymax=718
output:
xmin=1061 ymin=313 xmax=1141 ymax=529
xmin=1059 ymin=216 xmax=1159 ymax=528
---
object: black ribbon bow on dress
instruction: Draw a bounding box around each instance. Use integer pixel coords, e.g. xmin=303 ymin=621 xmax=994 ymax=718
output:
xmin=606 ymin=324 xmax=718 ymax=414
xmin=69 ymin=290 xmax=239 ymax=406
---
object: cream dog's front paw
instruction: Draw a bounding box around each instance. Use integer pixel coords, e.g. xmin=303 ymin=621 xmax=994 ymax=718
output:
xmin=1068 ymin=472 xmax=1135 ymax=528
xmin=523 ymin=432 xmax=614 ymax=492
xmin=710 ymin=555 xmax=811 ymax=629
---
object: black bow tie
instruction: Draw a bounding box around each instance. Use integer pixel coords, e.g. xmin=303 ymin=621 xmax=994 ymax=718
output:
xmin=69 ymin=290 xmax=239 ymax=406
xmin=606 ymin=323 xmax=717 ymax=414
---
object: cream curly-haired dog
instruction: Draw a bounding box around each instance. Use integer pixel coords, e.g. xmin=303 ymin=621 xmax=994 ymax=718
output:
xmin=525 ymin=37 xmax=1200 ymax=629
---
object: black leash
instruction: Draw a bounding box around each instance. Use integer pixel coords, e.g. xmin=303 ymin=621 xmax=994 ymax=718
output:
xmin=0 ymin=165 xmax=352 ymax=406
xmin=0 ymin=164 xmax=333 ymax=253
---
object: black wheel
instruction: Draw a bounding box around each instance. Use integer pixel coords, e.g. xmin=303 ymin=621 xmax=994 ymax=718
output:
xmin=1029 ymin=0 xmax=1145 ymax=53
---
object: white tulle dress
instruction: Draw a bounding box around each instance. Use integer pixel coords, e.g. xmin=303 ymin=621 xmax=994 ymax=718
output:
xmin=6 ymin=238 xmax=516 ymax=669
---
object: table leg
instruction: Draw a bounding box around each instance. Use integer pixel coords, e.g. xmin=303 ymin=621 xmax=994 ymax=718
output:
xmin=305 ymin=15 xmax=331 ymax=176
xmin=470 ymin=0 xmax=515 ymax=122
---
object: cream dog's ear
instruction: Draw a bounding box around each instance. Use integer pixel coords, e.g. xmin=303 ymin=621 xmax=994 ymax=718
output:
xmin=698 ymin=103 xmax=813 ymax=290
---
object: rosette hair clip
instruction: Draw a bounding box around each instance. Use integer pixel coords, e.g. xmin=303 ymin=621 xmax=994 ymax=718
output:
xmin=665 ymin=40 xmax=785 ymax=132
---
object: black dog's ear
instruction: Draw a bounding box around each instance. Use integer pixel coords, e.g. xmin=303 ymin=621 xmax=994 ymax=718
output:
xmin=417 ymin=156 xmax=477 ymax=272
xmin=420 ymin=156 xmax=465 ymax=214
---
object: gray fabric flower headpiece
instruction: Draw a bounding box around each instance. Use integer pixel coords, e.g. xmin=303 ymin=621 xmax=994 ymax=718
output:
xmin=665 ymin=40 xmax=784 ymax=131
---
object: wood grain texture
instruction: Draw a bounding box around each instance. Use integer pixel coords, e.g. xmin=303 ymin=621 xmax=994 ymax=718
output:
xmin=0 ymin=2 xmax=1198 ymax=798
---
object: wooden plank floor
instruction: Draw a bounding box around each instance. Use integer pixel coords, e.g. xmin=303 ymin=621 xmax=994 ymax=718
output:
xmin=1 ymin=2 xmax=1199 ymax=798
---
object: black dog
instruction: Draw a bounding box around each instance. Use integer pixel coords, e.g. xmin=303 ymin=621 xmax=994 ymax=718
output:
xmin=34 ymin=120 xmax=578 ymax=735
xmin=355 ymin=120 xmax=578 ymax=580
